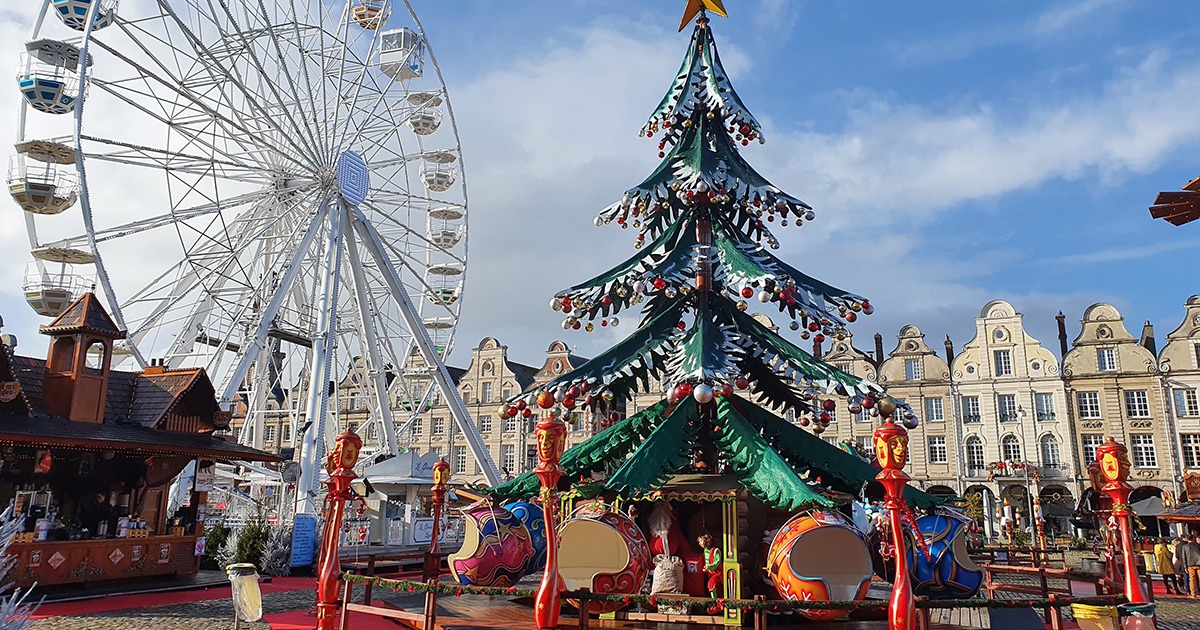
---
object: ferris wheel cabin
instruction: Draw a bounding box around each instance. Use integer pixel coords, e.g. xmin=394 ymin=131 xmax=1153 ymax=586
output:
xmin=379 ymin=28 xmax=424 ymax=81
xmin=350 ymin=0 xmax=388 ymax=30
xmin=9 ymin=140 xmax=78 ymax=215
xmin=406 ymin=91 xmax=444 ymax=135
xmin=50 ymin=0 xmax=117 ymax=32
xmin=17 ymin=39 xmax=88 ymax=115
xmin=23 ymin=262 xmax=90 ymax=318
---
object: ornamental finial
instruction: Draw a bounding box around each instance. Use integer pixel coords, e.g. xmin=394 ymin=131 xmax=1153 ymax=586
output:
xmin=678 ymin=0 xmax=728 ymax=32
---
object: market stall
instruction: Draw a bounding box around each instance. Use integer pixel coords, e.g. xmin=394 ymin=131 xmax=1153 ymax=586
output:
xmin=0 ymin=293 xmax=277 ymax=588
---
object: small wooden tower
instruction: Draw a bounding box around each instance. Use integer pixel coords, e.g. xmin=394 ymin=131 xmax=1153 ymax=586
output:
xmin=39 ymin=292 xmax=125 ymax=423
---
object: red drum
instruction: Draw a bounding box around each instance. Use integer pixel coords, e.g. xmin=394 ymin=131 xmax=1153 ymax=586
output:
xmin=765 ymin=510 xmax=872 ymax=621
xmin=448 ymin=506 xmax=534 ymax=587
xmin=558 ymin=503 xmax=651 ymax=613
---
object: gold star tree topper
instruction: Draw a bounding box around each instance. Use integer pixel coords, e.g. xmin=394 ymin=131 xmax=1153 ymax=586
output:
xmin=679 ymin=0 xmax=728 ymax=31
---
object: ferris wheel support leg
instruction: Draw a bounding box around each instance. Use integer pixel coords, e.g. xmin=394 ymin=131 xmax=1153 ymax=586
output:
xmin=297 ymin=199 xmax=346 ymax=515
xmin=348 ymin=209 xmax=502 ymax=486
xmin=217 ymin=203 xmax=331 ymax=409
xmin=344 ymin=218 xmax=401 ymax=458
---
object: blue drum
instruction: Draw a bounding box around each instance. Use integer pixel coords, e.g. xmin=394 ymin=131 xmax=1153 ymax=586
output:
xmin=905 ymin=509 xmax=983 ymax=599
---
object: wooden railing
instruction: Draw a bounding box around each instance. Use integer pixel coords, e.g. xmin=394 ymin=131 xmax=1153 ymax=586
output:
xmin=971 ymin=546 xmax=1066 ymax=568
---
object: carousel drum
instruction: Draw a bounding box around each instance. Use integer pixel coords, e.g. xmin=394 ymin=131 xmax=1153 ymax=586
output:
xmin=558 ymin=502 xmax=651 ymax=613
xmin=503 ymin=500 xmax=547 ymax=573
xmin=448 ymin=505 xmax=534 ymax=587
xmin=766 ymin=510 xmax=872 ymax=621
xmin=905 ymin=509 xmax=983 ymax=599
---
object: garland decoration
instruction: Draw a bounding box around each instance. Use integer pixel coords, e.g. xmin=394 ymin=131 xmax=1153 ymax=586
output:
xmin=340 ymin=574 xmax=1125 ymax=611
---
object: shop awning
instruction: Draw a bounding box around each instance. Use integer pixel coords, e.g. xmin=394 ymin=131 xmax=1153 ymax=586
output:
xmin=0 ymin=414 xmax=279 ymax=462
xmin=1132 ymin=496 xmax=1166 ymax=517
xmin=1160 ymin=501 xmax=1200 ymax=523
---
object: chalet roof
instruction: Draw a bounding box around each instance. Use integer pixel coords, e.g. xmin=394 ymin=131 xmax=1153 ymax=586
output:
xmin=38 ymin=293 xmax=126 ymax=339
xmin=130 ymin=368 xmax=216 ymax=428
xmin=0 ymin=414 xmax=279 ymax=462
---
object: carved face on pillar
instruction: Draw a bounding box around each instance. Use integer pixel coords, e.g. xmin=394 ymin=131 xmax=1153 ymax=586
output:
xmin=873 ymin=422 xmax=909 ymax=471
xmin=535 ymin=417 xmax=567 ymax=465
xmin=1096 ymin=438 xmax=1130 ymax=484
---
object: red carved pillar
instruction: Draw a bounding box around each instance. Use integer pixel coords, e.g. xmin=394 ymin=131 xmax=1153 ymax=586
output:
xmin=873 ymin=397 xmax=915 ymax=630
xmin=316 ymin=429 xmax=362 ymax=630
xmin=426 ymin=458 xmax=451 ymax=580
xmin=1095 ymin=438 xmax=1147 ymax=604
xmin=533 ymin=411 xmax=568 ymax=630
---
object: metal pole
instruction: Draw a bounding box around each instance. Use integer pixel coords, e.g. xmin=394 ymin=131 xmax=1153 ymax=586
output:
xmin=297 ymin=200 xmax=345 ymax=514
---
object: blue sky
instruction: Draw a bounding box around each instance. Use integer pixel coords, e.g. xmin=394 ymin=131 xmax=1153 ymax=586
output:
xmin=2 ymin=0 xmax=1199 ymax=368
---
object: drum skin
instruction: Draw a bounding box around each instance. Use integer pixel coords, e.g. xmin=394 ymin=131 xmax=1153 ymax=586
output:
xmin=905 ymin=511 xmax=983 ymax=599
xmin=448 ymin=506 xmax=534 ymax=587
xmin=766 ymin=510 xmax=872 ymax=621
xmin=503 ymin=501 xmax=547 ymax=573
xmin=558 ymin=503 xmax=651 ymax=613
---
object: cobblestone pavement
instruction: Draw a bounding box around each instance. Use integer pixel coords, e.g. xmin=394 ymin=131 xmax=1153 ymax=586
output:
xmin=30 ymin=588 xmax=316 ymax=630
xmin=28 ymin=580 xmax=1200 ymax=629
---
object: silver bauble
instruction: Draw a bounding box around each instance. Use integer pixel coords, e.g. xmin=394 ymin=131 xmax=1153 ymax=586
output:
xmin=692 ymin=383 xmax=714 ymax=404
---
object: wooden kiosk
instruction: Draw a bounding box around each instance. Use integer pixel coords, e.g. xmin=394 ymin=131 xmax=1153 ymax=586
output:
xmin=0 ymin=293 xmax=277 ymax=589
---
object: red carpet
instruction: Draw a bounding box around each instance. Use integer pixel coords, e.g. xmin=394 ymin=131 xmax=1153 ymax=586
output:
xmin=31 ymin=576 xmax=316 ymax=619
xmin=265 ymin=608 xmax=401 ymax=630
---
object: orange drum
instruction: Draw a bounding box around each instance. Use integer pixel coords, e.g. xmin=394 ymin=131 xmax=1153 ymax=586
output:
xmin=558 ymin=503 xmax=651 ymax=613
xmin=765 ymin=510 xmax=872 ymax=621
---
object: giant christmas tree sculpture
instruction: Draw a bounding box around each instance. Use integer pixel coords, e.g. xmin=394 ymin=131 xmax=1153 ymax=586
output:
xmin=489 ymin=8 xmax=937 ymax=512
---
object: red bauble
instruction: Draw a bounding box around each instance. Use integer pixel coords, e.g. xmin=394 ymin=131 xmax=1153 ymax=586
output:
xmin=536 ymin=391 xmax=556 ymax=409
xmin=741 ymin=287 xmax=754 ymax=298
xmin=601 ymin=296 xmax=613 ymax=307
xmin=846 ymin=312 xmax=857 ymax=322
xmin=600 ymin=320 xmax=608 ymax=327
xmin=819 ymin=412 xmax=831 ymax=424
xmin=677 ymin=321 xmax=687 ymax=330
xmin=721 ymin=383 xmax=734 ymax=397
xmin=735 ymin=377 xmax=750 ymax=389
xmin=814 ymin=333 xmax=825 ymax=343
xmin=861 ymin=397 xmax=875 ymax=409
xmin=609 ymin=412 xmax=620 ymax=423
xmin=563 ymin=398 xmax=576 ymax=410
xmin=567 ymin=386 xmax=580 ymax=399
xmin=580 ymin=382 xmax=591 ymax=393
xmin=653 ymin=278 xmax=667 ymax=290
xmin=562 ymin=297 xmax=572 ymax=310
xmin=521 ymin=408 xmax=532 ymax=418
xmin=572 ymin=321 xmax=581 ymax=330
xmin=584 ymin=395 xmax=595 ymax=406
xmin=799 ymin=417 xmax=810 ymax=427
xmin=822 ymin=399 xmax=836 ymax=412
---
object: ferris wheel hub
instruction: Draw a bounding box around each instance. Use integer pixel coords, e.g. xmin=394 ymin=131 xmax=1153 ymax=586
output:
xmin=335 ymin=150 xmax=370 ymax=207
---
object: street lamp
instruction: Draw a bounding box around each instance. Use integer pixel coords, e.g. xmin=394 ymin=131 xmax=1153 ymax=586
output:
xmin=315 ymin=429 xmax=363 ymax=630
xmin=533 ymin=410 xmax=568 ymax=630
xmin=426 ymin=457 xmax=451 ymax=579
xmin=873 ymin=396 xmax=916 ymax=630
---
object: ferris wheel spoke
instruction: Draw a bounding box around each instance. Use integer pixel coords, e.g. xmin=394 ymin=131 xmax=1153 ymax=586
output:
xmin=250 ymin=0 xmax=326 ymax=165
xmin=81 ymin=136 xmax=270 ymax=183
xmin=206 ymin=0 xmax=326 ymax=167
xmin=89 ymin=39 xmax=309 ymax=172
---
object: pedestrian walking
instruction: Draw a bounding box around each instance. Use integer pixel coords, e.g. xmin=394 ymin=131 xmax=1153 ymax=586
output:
xmin=1181 ymin=533 xmax=1200 ymax=597
xmin=1155 ymin=537 xmax=1181 ymax=595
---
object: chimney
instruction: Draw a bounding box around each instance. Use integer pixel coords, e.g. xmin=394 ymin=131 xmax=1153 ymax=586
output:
xmin=873 ymin=332 xmax=885 ymax=368
xmin=812 ymin=338 xmax=823 ymax=359
xmin=1055 ymin=311 xmax=1069 ymax=359
xmin=1139 ymin=321 xmax=1157 ymax=355
xmin=943 ymin=335 xmax=954 ymax=367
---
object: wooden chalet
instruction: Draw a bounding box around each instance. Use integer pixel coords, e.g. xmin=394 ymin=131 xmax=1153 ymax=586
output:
xmin=0 ymin=293 xmax=277 ymax=589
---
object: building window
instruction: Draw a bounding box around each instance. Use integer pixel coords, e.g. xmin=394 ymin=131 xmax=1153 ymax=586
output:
xmin=264 ymin=425 xmax=277 ymax=443
xmin=282 ymin=424 xmax=292 ymax=443
xmin=1183 ymin=434 xmax=1200 ymax=469
xmin=479 ymin=416 xmax=492 ymax=433
xmin=993 ymin=350 xmax=1012 ymax=376
xmin=1076 ymin=392 xmax=1101 ymax=419
xmin=1035 ymin=393 xmax=1055 ymax=421
xmin=526 ymin=446 xmax=538 ymax=472
xmin=347 ymin=422 xmax=358 ymax=434
xmin=824 ymin=436 xmax=839 ymax=446
xmin=962 ymin=396 xmax=981 ymax=423
xmin=785 ymin=408 xmax=797 ymax=423
xmin=1174 ymin=389 xmax=1200 ymax=417
xmin=997 ymin=394 xmax=1018 ymax=422
xmin=1001 ymin=435 xmax=1022 ymax=462
xmin=927 ymin=436 xmax=948 ymax=464
xmin=410 ymin=418 xmax=423 ymax=435
xmin=1130 ymin=434 xmax=1157 ymax=468
xmin=1124 ymin=390 xmax=1150 ymax=418
xmin=1081 ymin=434 xmax=1104 ymax=465
xmin=825 ymin=406 xmax=837 ymax=423
xmin=1194 ymin=342 xmax=1200 ymax=369
xmin=1097 ymin=348 xmax=1117 ymax=372
xmin=481 ymin=382 xmax=493 ymax=404
xmin=432 ymin=417 xmax=445 ymax=436
xmin=853 ymin=408 xmax=868 ymax=423
xmin=905 ymin=359 xmax=923 ymax=381
xmin=503 ymin=415 xmax=518 ymax=433
xmin=502 ymin=387 xmax=512 ymax=400
xmin=501 ymin=444 xmax=516 ymax=475
xmin=1039 ymin=435 xmax=1061 ymax=469
xmin=453 ymin=446 xmax=467 ymax=474
xmin=368 ymin=423 xmax=379 ymax=439
xmin=966 ymin=436 xmax=985 ymax=470
xmin=924 ymin=398 xmax=944 ymax=423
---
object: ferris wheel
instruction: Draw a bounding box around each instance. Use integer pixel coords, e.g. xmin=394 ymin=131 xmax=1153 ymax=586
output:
xmin=12 ymin=0 xmax=503 ymax=505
